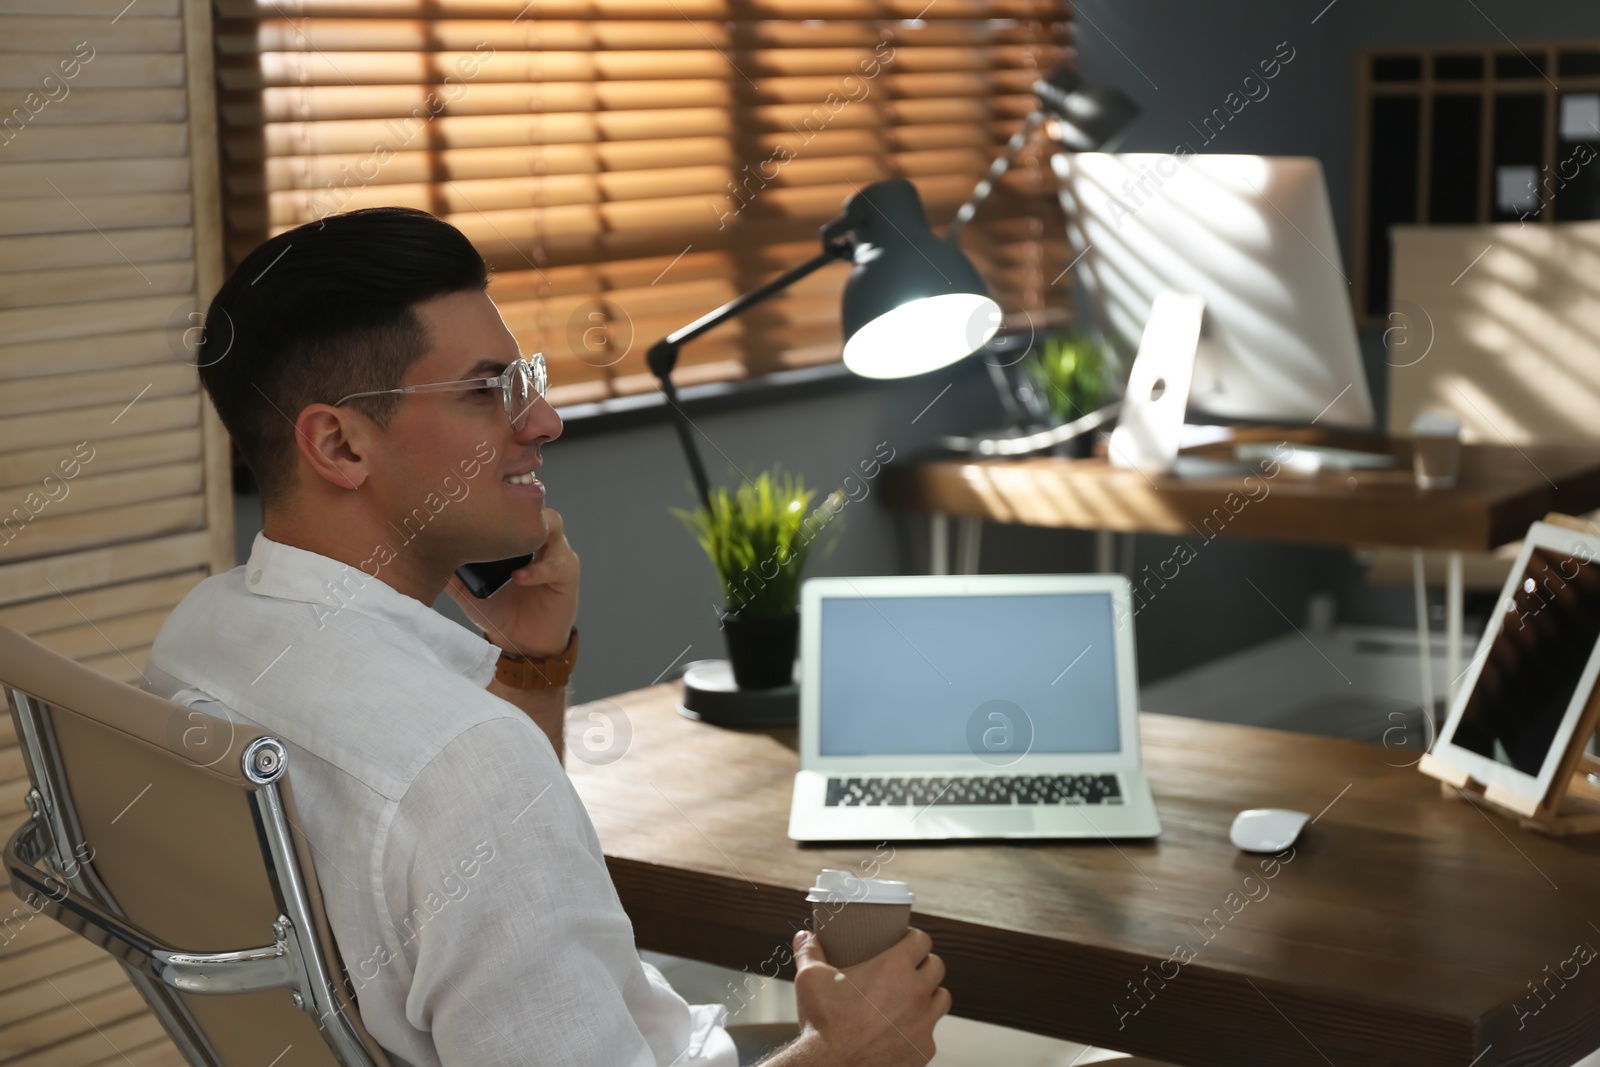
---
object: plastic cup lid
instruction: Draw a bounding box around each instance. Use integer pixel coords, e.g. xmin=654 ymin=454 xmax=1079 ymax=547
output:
xmin=805 ymin=868 xmax=914 ymax=905
xmin=1410 ymin=410 xmax=1462 ymax=437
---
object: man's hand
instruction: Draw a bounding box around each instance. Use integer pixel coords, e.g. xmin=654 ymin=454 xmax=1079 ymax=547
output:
xmin=767 ymin=926 xmax=950 ymax=1066
xmin=446 ymin=508 xmax=579 ymax=657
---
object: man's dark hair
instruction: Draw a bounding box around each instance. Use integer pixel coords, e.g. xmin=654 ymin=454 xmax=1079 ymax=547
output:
xmin=199 ymin=207 xmax=489 ymax=504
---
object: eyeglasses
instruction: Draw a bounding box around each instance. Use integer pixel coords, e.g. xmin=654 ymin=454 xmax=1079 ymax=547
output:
xmin=334 ymin=352 xmax=547 ymax=432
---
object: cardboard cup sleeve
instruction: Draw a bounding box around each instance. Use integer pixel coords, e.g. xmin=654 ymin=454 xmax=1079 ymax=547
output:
xmin=811 ymin=900 xmax=912 ymax=969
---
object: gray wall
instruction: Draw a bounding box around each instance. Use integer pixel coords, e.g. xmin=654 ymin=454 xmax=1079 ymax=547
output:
xmin=1074 ymin=0 xmax=1600 ymax=268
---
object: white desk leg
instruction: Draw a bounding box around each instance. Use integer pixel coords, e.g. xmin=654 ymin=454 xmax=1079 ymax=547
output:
xmin=956 ymin=517 xmax=982 ymax=575
xmin=930 ymin=514 xmax=949 ymax=576
xmin=1096 ymin=530 xmax=1115 ymax=574
xmin=1413 ymin=550 xmax=1435 ymax=720
xmin=1446 ymin=550 xmax=1464 ymax=706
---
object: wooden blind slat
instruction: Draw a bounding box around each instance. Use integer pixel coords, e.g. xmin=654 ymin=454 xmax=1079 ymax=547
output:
xmin=216 ymin=44 xmax=1065 ymax=89
xmin=0 ymin=394 xmax=198 ymax=453
xmin=0 ymin=53 xmax=186 ymax=89
xmin=2 ymin=1012 xmax=167 ymax=1067
xmin=217 ymin=0 xmax=1068 ymax=18
xmin=0 ymin=160 xmax=193 ymax=199
xmin=218 ymin=0 xmax=1072 ymax=404
xmin=1 ymin=16 xmax=184 ymax=53
xmin=254 ymin=149 xmax=994 ymax=225
xmin=0 ymin=364 xmax=195 ymax=419
xmin=0 ymin=570 xmax=203 ymax=633
xmin=0 ymin=497 xmax=206 ymax=567
xmin=0 ymin=431 xmax=201 ymax=491
xmin=0 ymin=984 xmax=150 ymax=1059
xmin=0 ymin=262 xmax=196 ymax=309
xmin=227 ymin=71 xmax=1040 ymax=124
xmin=0 ymin=0 xmax=179 ymax=14
xmin=0 ymin=193 xmax=193 ymax=238
xmin=0 ymin=330 xmax=177 ymax=379
xmin=0 ymin=919 xmax=88 ymax=996
xmin=0 ymin=295 xmax=189 ymax=346
xmin=228 ymin=97 xmax=1033 ymax=161
xmin=229 ymin=123 xmax=1004 ymax=197
xmin=216 ymin=17 xmax=1057 ymax=52
xmin=0 ymin=124 xmax=189 ymax=163
xmin=20 ymin=89 xmax=189 ymax=125
xmin=28 ymin=604 xmax=181 ymax=660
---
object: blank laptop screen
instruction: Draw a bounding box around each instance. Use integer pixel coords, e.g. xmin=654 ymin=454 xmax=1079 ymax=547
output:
xmin=817 ymin=592 xmax=1122 ymax=758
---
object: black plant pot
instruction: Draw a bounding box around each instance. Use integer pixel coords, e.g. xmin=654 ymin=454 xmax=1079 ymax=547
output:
xmin=721 ymin=611 xmax=799 ymax=690
xmin=1049 ymin=423 xmax=1098 ymax=459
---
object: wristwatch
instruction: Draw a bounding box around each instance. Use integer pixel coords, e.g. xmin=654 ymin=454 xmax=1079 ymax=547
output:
xmin=491 ymin=627 xmax=578 ymax=689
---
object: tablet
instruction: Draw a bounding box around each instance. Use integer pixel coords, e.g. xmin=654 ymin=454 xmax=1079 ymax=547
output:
xmin=1425 ymin=521 xmax=1600 ymax=815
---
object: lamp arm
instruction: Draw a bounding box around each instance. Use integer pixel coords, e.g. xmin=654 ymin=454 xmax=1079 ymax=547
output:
xmin=646 ymin=241 xmax=853 ymax=513
xmin=945 ymin=110 xmax=1048 ymax=243
xmin=650 ymin=244 xmax=848 ymax=358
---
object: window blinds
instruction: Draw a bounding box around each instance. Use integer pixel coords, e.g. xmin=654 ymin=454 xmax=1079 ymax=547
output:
xmin=213 ymin=0 xmax=1073 ymax=405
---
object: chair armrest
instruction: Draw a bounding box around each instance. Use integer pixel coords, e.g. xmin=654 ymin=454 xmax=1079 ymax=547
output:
xmin=5 ymin=815 xmax=299 ymax=995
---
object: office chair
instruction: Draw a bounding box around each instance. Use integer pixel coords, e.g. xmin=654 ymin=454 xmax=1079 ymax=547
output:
xmin=0 ymin=626 xmax=390 ymax=1067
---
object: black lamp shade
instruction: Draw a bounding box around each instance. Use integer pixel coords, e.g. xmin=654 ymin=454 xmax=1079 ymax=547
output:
xmin=835 ymin=179 xmax=1002 ymax=379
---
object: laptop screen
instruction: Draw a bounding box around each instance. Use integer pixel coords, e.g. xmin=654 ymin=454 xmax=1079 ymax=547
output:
xmin=817 ymin=591 xmax=1122 ymax=758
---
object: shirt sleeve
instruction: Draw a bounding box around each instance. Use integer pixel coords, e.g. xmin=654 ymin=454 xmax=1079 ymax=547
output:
xmin=375 ymin=714 xmax=738 ymax=1067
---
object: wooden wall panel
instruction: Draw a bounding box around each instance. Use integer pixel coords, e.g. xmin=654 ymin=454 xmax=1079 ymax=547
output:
xmin=0 ymin=0 xmax=230 ymax=1061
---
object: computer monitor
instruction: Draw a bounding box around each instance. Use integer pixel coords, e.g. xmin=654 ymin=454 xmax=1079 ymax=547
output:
xmin=1053 ymin=153 xmax=1374 ymax=430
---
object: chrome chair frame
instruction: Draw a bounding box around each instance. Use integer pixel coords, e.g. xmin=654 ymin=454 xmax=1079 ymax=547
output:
xmin=3 ymin=685 xmax=378 ymax=1067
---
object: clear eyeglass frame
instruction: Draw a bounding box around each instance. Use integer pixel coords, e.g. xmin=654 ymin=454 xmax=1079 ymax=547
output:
xmin=334 ymin=352 xmax=547 ymax=431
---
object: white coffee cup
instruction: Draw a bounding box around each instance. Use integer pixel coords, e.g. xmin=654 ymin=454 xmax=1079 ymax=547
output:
xmin=805 ymin=869 xmax=914 ymax=968
xmin=1410 ymin=410 xmax=1463 ymax=490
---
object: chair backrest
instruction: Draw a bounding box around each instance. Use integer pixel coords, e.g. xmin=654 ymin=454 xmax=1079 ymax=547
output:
xmin=0 ymin=626 xmax=391 ymax=1067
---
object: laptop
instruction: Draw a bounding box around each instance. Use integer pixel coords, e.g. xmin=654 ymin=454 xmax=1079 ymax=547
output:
xmin=788 ymin=574 xmax=1162 ymax=842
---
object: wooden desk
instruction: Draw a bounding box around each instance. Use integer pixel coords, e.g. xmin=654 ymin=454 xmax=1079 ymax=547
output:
xmin=880 ymin=432 xmax=1600 ymax=553
xmin=882 ymin=430 xmax=1600 ymax=711
xmin=568 ymin=684 xmax=1600 ymax=1067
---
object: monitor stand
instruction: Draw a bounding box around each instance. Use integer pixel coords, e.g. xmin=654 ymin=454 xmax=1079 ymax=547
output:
xmin=1108 ymin=291 xmax=1205 ymax=475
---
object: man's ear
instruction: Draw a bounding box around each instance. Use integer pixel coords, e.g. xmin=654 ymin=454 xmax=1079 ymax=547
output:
xmin=293 ymin=404 xmax=371 ymax=492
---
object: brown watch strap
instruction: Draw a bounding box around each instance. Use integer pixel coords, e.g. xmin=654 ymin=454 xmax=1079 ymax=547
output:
xmin=493 ymin=627 xmax=578 ymax=689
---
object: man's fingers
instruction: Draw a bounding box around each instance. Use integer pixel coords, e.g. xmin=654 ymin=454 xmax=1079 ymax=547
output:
xmin=890 ymin=927 xmax=933 ymax=963
xmin=792 ymin=929 xmax=831 ymax=971
xmin=514 ymin=508 xmax=577 ymax=585
xmin=541 ymin=507 xmax=564 ymax=539
xmin=514 ymin=550 xmax=577 ymax=587
xmin=916 ymin=951 xmax=946 ymax=989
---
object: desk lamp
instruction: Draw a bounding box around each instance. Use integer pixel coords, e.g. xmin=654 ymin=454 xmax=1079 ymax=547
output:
xmin=648 ymin=178 xmax=1000 ymax=514
xmin=647 ymin=179 xmax=999 ymax=722
xmin=942 ymin=63 xmax=1141 ymax=456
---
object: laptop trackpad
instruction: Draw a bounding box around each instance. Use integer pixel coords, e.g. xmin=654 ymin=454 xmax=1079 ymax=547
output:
xmin=913 ymin=809 xmax=1037 ymax=836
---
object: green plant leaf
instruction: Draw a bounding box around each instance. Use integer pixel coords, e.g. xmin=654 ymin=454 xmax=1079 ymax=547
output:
xmin=672 ymin=467 xmax=844 ymax=618
xmin=1027 ymin=331 xmax=1109 ymax=423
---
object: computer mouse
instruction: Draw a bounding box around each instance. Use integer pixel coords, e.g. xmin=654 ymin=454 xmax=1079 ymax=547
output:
xmin=1229 ymin=808 xmax=1310 ymax=853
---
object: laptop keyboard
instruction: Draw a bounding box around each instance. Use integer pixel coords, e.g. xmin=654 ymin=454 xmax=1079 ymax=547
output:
xmin=824 ymin=774 xmax=1122 ymax=807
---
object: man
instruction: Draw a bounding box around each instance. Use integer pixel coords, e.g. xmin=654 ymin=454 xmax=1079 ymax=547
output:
xmin=143 ymin=208 xmax=950 ymax=1066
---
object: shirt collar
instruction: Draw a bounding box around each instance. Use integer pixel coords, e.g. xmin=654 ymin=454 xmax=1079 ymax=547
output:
xmin=242 ymin=531 xmax=500 ymax=683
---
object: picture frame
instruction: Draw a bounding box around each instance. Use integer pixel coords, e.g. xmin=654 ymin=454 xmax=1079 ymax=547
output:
xmin=1420 ymin=516 xmax=1600 ymax=834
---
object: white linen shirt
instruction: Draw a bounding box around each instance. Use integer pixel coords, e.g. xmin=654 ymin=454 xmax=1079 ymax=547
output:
xmin=142 ymin=531 xmax=738 ymax=1067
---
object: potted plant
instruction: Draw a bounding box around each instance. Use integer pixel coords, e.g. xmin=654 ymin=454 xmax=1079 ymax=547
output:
xmin=675 ymin=468 xmax=842 ymax=689
xmin=1024 ymin=330 xmax=1113 ymax=457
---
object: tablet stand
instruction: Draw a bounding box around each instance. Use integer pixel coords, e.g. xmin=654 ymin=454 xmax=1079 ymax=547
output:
xmin=1418 ymin=512 xmax=1600 ymax=836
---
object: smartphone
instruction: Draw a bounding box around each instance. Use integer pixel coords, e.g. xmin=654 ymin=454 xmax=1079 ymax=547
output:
xmin=455 ymin=554 xmax=533 ymax=599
